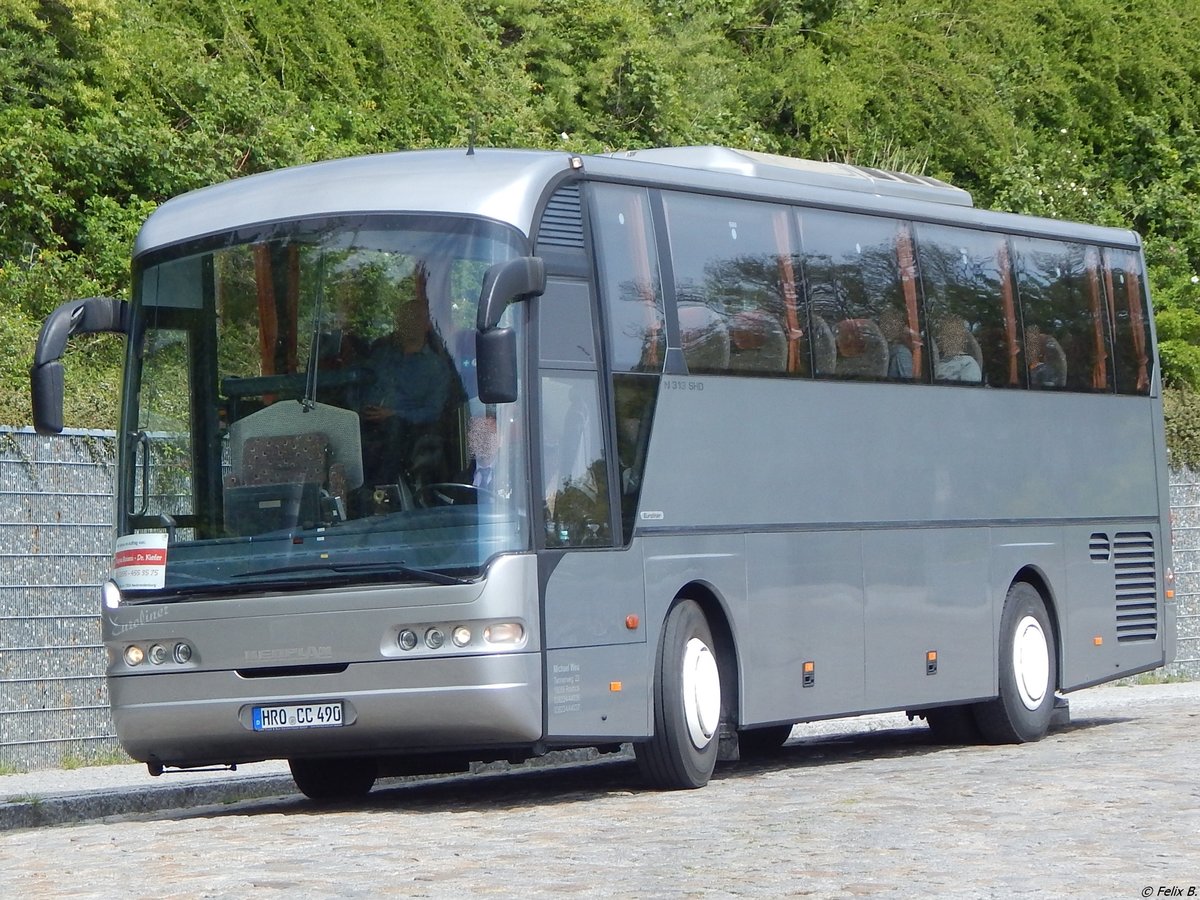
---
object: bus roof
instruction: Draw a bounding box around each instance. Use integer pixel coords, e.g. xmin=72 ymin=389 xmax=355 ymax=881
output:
xmin=134 ymin=146 xmax=1141 ymax=258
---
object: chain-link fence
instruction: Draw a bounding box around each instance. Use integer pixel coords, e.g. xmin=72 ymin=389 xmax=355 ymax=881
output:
xmin=2 ymin=427 xmax=1196 ymax=771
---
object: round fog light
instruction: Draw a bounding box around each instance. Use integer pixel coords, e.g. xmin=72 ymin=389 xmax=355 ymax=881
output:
xmin=398 ymin=629 xmax=418 ymax=651
xmin=452 ymin=626 xmax=472 ymax=647
xmin=173 ymin=642 xmax=193 ymax=664
xmin=124 ymin=645 xmax=145 ymax=667
xmin=148 ymin=644 xmax=168 ymax=665
xmin=425 ymin=628 xmax=445 ymax=650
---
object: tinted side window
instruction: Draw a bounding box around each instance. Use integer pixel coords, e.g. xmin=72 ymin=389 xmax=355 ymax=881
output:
xmin=1104 ymin=249 xmax=1154 ymax=395
xmin=1013 ymin=237 xmax=1112 ymax=393
xmin=590 ymin=184 xmax=666 ymax=373
xmin=662 ymin=192 xmax=796 ymax=376
xmin=613 ymin=374 xmax=658 ymax=543
xmin=915 ymin=224 xmax=1017 ymax=387
xmin=799 ymin=210 xmax=915 ymax=382
xmin=541 ymin=372 xmax=612 ymax=548
xmin=538 ymin=278 xmax=596 ymax=368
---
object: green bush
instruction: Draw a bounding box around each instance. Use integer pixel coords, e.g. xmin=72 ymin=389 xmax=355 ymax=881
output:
xmin=1164 ymin=388 xmax=1200 ymax=470
xmin=4 ymin=0 xmax=1200 ymax=428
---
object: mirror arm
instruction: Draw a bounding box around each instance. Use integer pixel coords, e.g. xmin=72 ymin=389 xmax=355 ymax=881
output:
xmin=476 ymin=258 xmax=546 ymax=332
xmin=33 ymin=296 xmax=129 ymax=366
xmin=30 ymin=296 xmax=129 ymax=435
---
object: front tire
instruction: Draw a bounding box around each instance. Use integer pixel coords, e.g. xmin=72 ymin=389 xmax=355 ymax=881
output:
xmin=635 ymin=599 xmax=722 ymax=789
xmin=289 ymin=756 xmax=377 ymax=802
xmin=974 ymin=582 xmax=1057 ymax=744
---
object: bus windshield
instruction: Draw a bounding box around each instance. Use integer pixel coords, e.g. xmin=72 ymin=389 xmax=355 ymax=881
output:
xmin=119 ymin=214 xmax=528 ymax=598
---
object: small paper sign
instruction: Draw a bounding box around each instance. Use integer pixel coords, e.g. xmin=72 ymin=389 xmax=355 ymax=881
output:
xmin=113 ymin=533 xmax=169 ymax=590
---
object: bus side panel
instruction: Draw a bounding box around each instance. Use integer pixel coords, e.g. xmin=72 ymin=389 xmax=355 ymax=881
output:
xmin=541 ymin=546 xmax=650 ymax=740
xmin=637 ymin=381 xmax=1161 ymax=530
xmin=742 ymin=532 xmax=866 ymax=725
xmin=1059 ymin=522 xmax=1169 ymax=690
xmin=542 ymin=546 xmax=647 ymax=650
xmin=863 ymin=528 xmax=993 ymax=710
xmin=543 ymin=643 xmax=651 ymax=740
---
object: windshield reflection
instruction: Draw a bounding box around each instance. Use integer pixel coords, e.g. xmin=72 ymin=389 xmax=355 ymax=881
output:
xmin=121 ymin=216 xmax=528 ymax=597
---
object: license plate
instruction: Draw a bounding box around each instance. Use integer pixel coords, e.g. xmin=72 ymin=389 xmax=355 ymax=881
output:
xmin=252 ymin=701 xmax=343 ymax=731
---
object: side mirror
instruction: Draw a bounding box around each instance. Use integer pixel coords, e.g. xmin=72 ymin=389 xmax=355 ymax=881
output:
xmin=477 ymin=328 xmax=519 ymax=405
xmin=30 ymin=296 xmax=130 ymax=435
xmin=475 ymin=258 xmax=545 ymax=405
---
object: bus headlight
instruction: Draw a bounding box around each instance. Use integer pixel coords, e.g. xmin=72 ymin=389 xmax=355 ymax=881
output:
xmin=148 ymin=644 xmax=168 ymax=665
xmin=102 ymin=580 xmax=123 ymax=610
xmin=452 ymin=626 xmax=472 ymax=647
xmin=397 ymin=629 xmax=418 ymax=651
xmin=173 ymin=642 xmax=193 ymax=664
xmin=124 ymin=645 xmax=145 ymax=666
xmin=484 ymin=623 xmax=524 ymax=645
xmin=424 ymin=628 xmax=445 ymax=650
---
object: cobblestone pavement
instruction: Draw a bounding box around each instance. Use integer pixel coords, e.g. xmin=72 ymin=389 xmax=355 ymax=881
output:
xmin=0 ymin=682 xmax=1197 ymax=899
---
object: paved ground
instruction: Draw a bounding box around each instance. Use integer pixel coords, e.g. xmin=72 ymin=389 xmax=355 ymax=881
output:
xmin=0 ymin=682 xmax=1197 ymax=898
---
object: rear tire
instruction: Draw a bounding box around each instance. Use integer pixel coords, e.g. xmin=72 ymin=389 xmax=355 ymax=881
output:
xmin=289 ymin=757 xmax=377 ymax=801
xmin=635 ymin=599 xmax=722 ymax=789
xmin=974 ymin=582 xmax=1057 ymax=744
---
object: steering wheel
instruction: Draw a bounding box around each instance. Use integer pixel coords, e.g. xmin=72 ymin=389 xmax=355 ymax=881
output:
xmin=415 ymin=482 xmax=495 ymax=507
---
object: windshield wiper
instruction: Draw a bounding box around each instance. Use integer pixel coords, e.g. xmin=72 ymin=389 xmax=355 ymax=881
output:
xmin=235 ymin=561 xmax=471 ymax=586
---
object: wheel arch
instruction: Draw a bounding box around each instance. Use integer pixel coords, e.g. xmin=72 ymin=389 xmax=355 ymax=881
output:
xmin=1010 ymin=565 xmax=1063 ymax=688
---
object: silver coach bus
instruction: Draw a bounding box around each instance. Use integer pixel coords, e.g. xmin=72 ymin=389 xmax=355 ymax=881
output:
xmin=32 ymin=147 xmax=1174 ymax=798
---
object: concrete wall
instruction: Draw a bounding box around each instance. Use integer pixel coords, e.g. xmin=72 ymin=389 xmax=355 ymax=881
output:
xmin=2 ymin=427 xmax=1196 ymax=771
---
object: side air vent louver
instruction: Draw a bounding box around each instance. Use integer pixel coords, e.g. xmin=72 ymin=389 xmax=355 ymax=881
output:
xmin=1089 ymin=532 xmax=1112 ymax=562
xmin=1113 ymin=531 xmax=1158 ymax=643
xmin=536 ymin=185 xmax=585 ymax=249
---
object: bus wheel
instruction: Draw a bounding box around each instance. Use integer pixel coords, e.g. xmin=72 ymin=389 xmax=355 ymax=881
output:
xmin=288 ymin=757 xmax=377 ymax=802
xmin=974 ymin=582 xmax=1057 ymax=744
xmin=635 ymin=599 xmax=722 ymax=789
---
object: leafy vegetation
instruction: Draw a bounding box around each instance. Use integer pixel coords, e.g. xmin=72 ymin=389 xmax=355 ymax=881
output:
xmin=3 ymin=0 xmax=1200 ymax=449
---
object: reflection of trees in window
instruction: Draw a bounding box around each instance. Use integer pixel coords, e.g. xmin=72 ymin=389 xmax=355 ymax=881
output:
xmin=610 ymin=275 xmax=666 ymax=373
xmin=800 ymin=212 xmax=906 ymax=382
xmin=613 ymin=374 xmax=657 ymax=543
xmin=591 ymin=184 xmax=665 ymax=373
xmin=916 ymin=226 xmax=1016 ymax=387
xmin=703 ymin=254 xmax=789 ymax=318
xmin=1014 ymin=238 xmax=1109 ymax=393
xmin=545 ymin=457 xmax=610 ymax=547
xmin=690 ymin=253 xmax=793 ymax=374
xmin=1105 ymin=249 xmax=1152 ymax=395
xmin=663 ymin=193 xmax=795 ymax=375
xmin=801 ymin=213 xmax=905 ymax=323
